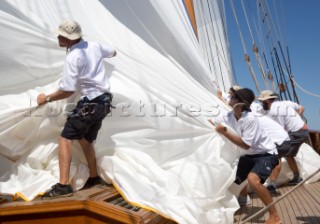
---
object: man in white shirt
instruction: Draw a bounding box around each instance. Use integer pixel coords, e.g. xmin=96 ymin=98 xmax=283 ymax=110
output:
xmin=283 ymin=100 xmax=307 ymax=123
xmin=283 ymin=100 xmax=304 ymax=116
xmin=258 ymin=90 xmax=308 ymax=185
xmin=37 ymin=20 xmax=117 ymax=198
xmin=209 ymin=88 xmax=281 ymax=224
xmin=251 ymin=103 xmax=291 ymax=193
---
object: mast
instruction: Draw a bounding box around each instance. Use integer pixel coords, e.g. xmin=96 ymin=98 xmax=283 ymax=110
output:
xmin=183 ymin=0 xmax=198 ymax=38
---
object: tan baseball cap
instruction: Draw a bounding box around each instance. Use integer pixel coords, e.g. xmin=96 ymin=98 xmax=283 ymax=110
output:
xmin=54 ymin=20 xmax=82 ymax=40
xmin=257 ymin=90 xmax=278 ymax=101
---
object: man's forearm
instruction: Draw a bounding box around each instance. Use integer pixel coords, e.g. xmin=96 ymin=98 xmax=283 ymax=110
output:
xmin=48 ymin=90 xmax=74 ymax=102
xmin=220 ymin=130 xmax=250 ymax=150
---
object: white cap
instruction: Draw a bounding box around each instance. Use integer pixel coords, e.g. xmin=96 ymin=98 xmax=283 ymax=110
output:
xmin=54 ymin=20 xmax=82 ymax=40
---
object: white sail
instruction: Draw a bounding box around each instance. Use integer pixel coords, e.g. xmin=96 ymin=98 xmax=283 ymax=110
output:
xmin=0 ymin=1 xmax=319 ymax=224
xmin=193 ymin=0 xmax=234 ymax=92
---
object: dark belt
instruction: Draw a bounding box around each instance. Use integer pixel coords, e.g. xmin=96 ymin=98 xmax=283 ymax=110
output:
xmin=245 ymin=153 xmax=274 ymax=158
xmin=88 ymin=92 xmax=113 ymax=103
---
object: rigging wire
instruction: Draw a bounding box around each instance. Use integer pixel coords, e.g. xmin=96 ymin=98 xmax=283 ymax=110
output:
xmin=251 ymin=1 xmax=277 ymax=93
xmin=257 ymin=1 xmax=283 ymax=96
xmin=279 ymin=0 xmax=288 ymax=47
xmin=272 ymin=0 xmax=284 ymax=47
xmin=278 ymin=0 xmax=299 ymax=102
xmin=229 ymin=0 xmax=261 ymax=92
xmin=270 ymin=55 xmax=283 ymax=100
xmin=274 ymin=48 xmax=292 ymax=101
xmin=255 ymin=0 xmax=284 ymax=98
xmin=241 ymin=0 xmax=269 ymax=90
xmin=258 ymin=0 xmax=294 ymax=100
xmin=279 ymin=0 xmax=292 ymax=74
xmin=262 ymin=0 xmax=300 ymax=102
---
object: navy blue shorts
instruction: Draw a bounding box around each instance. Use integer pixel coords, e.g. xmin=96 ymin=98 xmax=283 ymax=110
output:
xmin=61 ymin=93 xmax=113 ymax=143
xmin=234 ymin=153 xmax=278 ymax=185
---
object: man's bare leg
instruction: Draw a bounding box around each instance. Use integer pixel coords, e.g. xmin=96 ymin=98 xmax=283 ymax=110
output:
xmin=247 ymin=172 xmax=282 ymax=224
xmin=269 ymin=160 xmax=282 ymax=183
xmin=79 ymin=138 xmax=98 ymax=177
xmin=59 ymin=137 xmax=73 ymax=184
xmin=286 ymin=157 xmax=299 ymax=174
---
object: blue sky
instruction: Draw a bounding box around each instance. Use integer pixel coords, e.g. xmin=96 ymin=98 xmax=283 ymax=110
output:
xmin=224 ymin=0 xmax=320 ymax=131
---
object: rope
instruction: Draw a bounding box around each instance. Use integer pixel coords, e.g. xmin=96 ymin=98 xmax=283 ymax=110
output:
xmin=253 ymin=44 xmax=269 ymax=89
xmin=241 ymin=0 xmax=269 ymax=90
xmin=293 ymin=80 xmax=320 ymax=98
xmin=239 ymin=167 xmax=320 ymax=224
xmin=245 ymin=54 xmax=261 ymax=92
xmin=229 ymin=0 xmax=260 ymax=93
xmin=229 ymin=0 xmax=247 ymax=54
xmin=267 ymin=70 xmax=277 ymax=93
xmin=240 ymin=0 xmax=254 ymax=42
xmin=283 ymin=72 xmax=320 ymax=98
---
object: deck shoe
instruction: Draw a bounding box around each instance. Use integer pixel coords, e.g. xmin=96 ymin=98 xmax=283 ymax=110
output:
xmin=80 ymin=176 xmax=107 ymax=190
xmin=266 ymin=184 xmax=280 ymax=194
xmin=237 ymin=195 xmax=251 ymax=206
xmin=42 ymin=183 xmax=73 ymax=199
xmin=288 ymin=177 xmax=303 ymax=185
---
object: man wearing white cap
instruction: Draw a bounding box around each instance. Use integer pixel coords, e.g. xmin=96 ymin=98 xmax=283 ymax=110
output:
xmin=258 ymin=90 xmax=308 ymax=185
xmin=37 ymin=20 xmax=117 ymax=198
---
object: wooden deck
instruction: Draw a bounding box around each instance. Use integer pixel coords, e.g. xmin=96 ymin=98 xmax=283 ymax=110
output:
xmin=1 ymin=181 xmax=320 ymax=224
xmin=0 ymin=185 xmax=176 ymax=224
xmin=234 ymin=180 xmax=320 ymax=224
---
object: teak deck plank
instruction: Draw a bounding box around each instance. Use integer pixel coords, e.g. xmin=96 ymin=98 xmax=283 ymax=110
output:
xmin=234 ymin=180 xmax=320 ymax=224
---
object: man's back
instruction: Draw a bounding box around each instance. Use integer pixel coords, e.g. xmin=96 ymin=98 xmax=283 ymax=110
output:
xmin=267 ymin=101 xmax=305 ymax=132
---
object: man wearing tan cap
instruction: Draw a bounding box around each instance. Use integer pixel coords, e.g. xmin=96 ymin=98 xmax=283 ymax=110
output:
xmin=258 ymin=90 xmax=308 ymax=187
xmin=37 ymin=20 xmax=117 ymax=198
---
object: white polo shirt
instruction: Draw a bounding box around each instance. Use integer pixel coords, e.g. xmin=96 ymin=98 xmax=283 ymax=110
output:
xmin=266 ymin=101 xmax=304 ymax=132
xmin=256 ymin=115 xmax=290 ymax=145
xmin=212 ymin=111 xmax=277 ymax=155
xmin=283 ymin=100 xmax=302 ymax=112
xmin=250 ymin=102 xmax=290 ymax=145
xmin=250 ymin=101 xmax=264 ymax=114
xmin=59 ymin=39 xmax=116 ymax=100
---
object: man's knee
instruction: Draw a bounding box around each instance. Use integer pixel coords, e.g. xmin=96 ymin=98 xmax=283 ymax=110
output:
xmin=247 ymin=172 xmax=260 ymax=186
xmin=59 ymin=136 xmax=73 ymax=145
